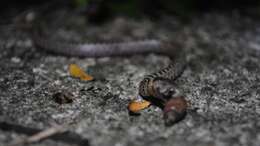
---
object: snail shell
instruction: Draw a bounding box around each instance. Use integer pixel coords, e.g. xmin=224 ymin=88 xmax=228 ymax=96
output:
xmin=163 ymin=96 xmax=187 ymax=126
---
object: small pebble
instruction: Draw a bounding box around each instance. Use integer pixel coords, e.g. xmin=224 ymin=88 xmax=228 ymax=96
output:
xmin=11 ymin=57 xmax=21 ymax=63
xmin=53 ymin=91 xmax=74 ymax=104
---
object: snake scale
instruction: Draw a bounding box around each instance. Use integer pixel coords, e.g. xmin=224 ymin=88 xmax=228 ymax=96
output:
xmin=32 ymin=26 xmax=188 ymax=126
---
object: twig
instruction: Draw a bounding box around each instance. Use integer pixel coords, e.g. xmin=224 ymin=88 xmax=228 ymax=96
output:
xmin=10 ymin=125 xmax=65 ymax=146
xmin=0 ymin=121 xmax=89 ymax=146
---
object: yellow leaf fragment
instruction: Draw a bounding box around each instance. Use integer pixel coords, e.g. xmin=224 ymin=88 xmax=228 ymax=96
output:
xmin=69 ymin=64 xmax=93 ymax=81
xmin=128 ymin=99 xmax=151 ymax=113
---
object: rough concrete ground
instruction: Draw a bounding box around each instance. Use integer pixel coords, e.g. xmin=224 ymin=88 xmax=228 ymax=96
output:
xmin=0 ymin=10 xmax=259 ymax=146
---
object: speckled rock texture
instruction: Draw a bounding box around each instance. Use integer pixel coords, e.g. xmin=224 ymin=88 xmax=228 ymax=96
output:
xmin=0 ymin=10 xmax=259 ymax=146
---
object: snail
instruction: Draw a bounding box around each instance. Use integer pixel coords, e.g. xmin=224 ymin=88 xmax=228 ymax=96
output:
xmin=128 ymin=62 xmax=188 ymax=126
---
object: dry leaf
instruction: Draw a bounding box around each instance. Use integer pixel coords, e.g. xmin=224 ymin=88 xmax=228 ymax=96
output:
xmin=69 ymin=64 xmax=93 ymax=81
xmin=128 ymin=99 xmax=151 ymax=113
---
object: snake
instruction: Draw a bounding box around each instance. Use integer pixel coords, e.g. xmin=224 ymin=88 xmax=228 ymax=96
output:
xmin=31 ymin=26 xmax=188 ymax=126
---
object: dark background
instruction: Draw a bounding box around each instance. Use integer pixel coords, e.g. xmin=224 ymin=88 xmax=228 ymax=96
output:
xmin=1 ymin=0 xmax=260 ymax=23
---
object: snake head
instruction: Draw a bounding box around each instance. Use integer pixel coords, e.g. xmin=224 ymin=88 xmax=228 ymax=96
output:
xmin=152 ymin=79 xmax=180 ymax=102
xmin=139 ymin=78 xmax=181 ymax=109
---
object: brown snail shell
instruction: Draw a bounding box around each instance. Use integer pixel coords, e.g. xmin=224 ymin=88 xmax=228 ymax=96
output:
xmin=163 ymin=96 xmax=187 ymax=126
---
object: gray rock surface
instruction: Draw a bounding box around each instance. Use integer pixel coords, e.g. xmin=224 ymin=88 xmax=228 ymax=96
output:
xmin=0 ymin=10 xmax=259 ymax=146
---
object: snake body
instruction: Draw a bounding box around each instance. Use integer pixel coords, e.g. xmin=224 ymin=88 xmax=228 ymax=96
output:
xmin=33 ymin=32 xmax=188 ymax=125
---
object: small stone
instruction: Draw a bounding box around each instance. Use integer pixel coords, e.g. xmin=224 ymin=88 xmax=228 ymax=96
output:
xmin=52 ymin=91 xmax=74 ymax=104
xmin=11 ymin=57 xmax=21 ymax=63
